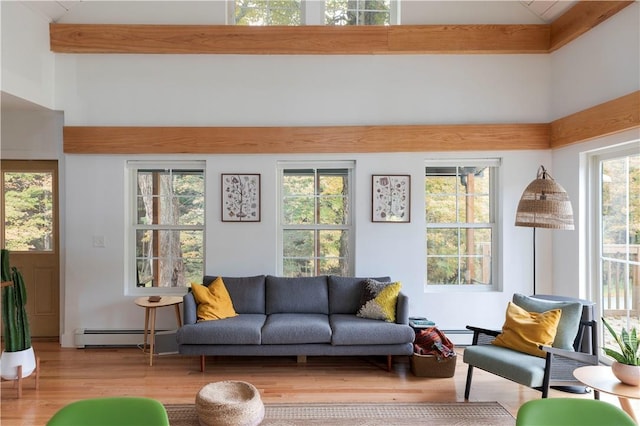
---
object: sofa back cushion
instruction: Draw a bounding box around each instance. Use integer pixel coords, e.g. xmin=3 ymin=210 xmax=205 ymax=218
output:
xmin=204 ymin=275 xmax=266 ymax=314
xmin=328 ymin=276 xmax=391 ymax=314
xmin=266 ymin=275 xmax=329 ymax=314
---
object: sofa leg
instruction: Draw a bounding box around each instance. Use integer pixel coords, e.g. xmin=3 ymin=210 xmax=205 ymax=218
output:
xmin=387 ymin=355 xmax=392 ymax=371
xmin=297 ymin=355 xmax=307 ymax=363
xmin=200 ymin=355 xmax=205 ymax=373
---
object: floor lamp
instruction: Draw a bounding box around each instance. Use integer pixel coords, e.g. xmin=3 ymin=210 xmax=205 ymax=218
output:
xmin=515 ymin=165 xmax=575 ymax=295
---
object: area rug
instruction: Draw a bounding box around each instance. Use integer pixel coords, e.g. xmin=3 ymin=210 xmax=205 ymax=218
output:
xmin=165 ymin=402 xmax=515 ymax=426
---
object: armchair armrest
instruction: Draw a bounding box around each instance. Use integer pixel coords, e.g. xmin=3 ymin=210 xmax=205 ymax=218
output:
xmin=540 ymin=345 xmax=599 ymax=365
xmin=466 ymin=325 xmax=500 ymax=345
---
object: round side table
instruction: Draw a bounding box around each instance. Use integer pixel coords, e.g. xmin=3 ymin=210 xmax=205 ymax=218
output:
xmin=134 ymin=296 xmax=183 ymax=366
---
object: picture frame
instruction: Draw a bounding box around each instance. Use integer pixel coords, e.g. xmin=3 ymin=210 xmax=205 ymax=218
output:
xmin=221 ymin=174 xmax=261 ymax=222
xmin=372 ymin=175 xmax=411 ymax=223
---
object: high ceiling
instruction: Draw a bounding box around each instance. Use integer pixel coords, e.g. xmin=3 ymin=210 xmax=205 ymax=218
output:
xmin=21 ymin=0 xmax=578 ymax=25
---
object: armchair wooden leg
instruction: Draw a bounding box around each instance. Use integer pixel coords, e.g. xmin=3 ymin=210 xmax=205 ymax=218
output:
xmin=464 ymin=365 xmax=473 ymax=400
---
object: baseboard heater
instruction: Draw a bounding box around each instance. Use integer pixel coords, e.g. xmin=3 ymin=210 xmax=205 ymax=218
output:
xmin=74 ymin=328 xmax=172 ymax=348
xmin=438 ymin=329 xmax=474 ymax=346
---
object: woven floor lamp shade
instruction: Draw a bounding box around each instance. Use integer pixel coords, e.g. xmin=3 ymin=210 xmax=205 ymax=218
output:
xmin=515 ymin=165 xmax=574 ymax=294
xmin=515 ymin=166 xmax=574 ymax=230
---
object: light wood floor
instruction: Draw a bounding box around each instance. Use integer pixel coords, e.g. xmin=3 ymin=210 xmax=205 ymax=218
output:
xmin=0 ymin=339 xmax=635 ymax=425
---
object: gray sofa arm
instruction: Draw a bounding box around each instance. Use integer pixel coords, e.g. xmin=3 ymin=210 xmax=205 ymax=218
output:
xmin=396 ymin=292 xmax=409 ymax=324
xmin=183 ymin=292 xmax=197 ymax=325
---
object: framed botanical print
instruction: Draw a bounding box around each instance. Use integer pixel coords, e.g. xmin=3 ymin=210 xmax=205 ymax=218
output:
xmin=372 ymin=175 xmax=410 ymax=223
xmin=221 ymin=174 xmax=261 ymax=222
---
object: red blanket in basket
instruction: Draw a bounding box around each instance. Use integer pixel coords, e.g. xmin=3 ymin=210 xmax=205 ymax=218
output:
xmin=414 ymin=327 xmax=455 ymax=358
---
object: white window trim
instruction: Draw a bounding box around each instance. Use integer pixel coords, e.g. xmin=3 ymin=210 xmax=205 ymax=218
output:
xmin=277 ymin=160 xmax=355 ymax=276
xmin=424 ymin=158 xmax=501 ymax=293
xmin=125 ymin=160 xmax=206 ymax=296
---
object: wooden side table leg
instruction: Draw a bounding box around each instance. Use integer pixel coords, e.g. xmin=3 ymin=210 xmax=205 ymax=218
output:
xmin=618 ymin=397 xmax=637 ymax=423
xmin=143 ymin=306 xmax=150 ymax=352
xmin=149 ymin=307 xmax=156 ymax=366
xmin=174 ymin=304 xmax=182 ymax=327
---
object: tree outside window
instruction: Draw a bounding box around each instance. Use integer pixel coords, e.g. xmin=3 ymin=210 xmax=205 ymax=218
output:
xmin=280 ymin=166 xmax=353 ymax=277
xmin=133 ymin=165 xmax=205 ymax=288
xmin=325 ymin=0 xmax=391 ymax=25
xmin=235 ymin=0 xmax=302 ymax=25
xmin=425 ymin=164 xmax=497 ymax=286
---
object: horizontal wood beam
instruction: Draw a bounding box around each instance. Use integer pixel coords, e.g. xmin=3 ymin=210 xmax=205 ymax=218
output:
xmin=550 ymin=91 xmax=640 ymax=148
xmin=48 ymin=1 xmax=632 ymax=56
xmin=550 ymin=1 xmax=634 ymax=52
xmin=63 ymin=124 xmax=550 ymax=154
xmin=50 ymin=24 xmax=550 ymax=55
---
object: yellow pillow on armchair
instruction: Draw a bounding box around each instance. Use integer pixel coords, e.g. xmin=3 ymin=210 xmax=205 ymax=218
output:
xmin=191 ymin=277 xmax=238 ymax=322
xmin=492 ymin=302 xmax=561 ymax=358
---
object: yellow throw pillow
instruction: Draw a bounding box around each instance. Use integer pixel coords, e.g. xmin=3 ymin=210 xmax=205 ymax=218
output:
xmin=191 ymin=277 xmax=238 ymax=322
xmin=492 ymin=302 xmax=561 ymax=358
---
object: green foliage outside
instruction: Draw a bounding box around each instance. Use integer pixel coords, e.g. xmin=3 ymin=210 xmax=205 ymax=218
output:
xmin=3 ymin=172 xmax=53 ymax=251
xmin=136 ymin=170 xmax=204 ymax=287
xmin=234 ymin=0 xmax=390 ymax=26
xmin=282 ymin=170 xmax=350 ymax=277
xmin=425 ymin=167 xmax=492 ymax=285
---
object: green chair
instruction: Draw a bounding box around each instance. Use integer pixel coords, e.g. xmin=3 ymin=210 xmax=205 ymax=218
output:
xmin=47 ymin=396 xmax=169 ymax=426
xmin=516 ymin=398 xmax=635 ymax=426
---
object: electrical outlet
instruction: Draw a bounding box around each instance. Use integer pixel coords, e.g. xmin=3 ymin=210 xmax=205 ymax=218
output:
xmin=92 ymin=235 xmax=105 ymax=248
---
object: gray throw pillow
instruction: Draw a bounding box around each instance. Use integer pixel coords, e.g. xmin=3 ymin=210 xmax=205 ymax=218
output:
xmin=512 ymin=293 xmax=582 ymax=350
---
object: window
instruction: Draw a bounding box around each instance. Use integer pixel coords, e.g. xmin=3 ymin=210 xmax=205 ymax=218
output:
xmin=596 ymin=146 xmax=640 ymax=342
xmin=425 ymin=161 xmax=499 ymax=287
xmin=235 ymin=0 xmax=302 ymax=25
xmin=325 ymin=0 xmax=392 ymax=25
xmin=130 ymin=162 xmax=205 ymax=290
xmin=278 ymin=162 xmax=354 ymax=277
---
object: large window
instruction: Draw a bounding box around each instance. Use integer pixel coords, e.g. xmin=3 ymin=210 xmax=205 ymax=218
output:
xmin=279 ymin=162 xmax=354 ymax=277
xmin=130 ymin=162 xmax=205 ymax=290
xmin=596 ymin=147 xmax=640 ymax=346
xmin=425 ymin=161 xmax=498 ymax=287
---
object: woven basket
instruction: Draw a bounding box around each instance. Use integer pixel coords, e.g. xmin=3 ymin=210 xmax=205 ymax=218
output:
xmin=196 ymin=381 xmax=265 ymax=426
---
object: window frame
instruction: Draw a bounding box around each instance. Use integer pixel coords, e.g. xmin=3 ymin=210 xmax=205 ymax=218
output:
xmin=277 ymin=160 xmax=355 ymax=277
xmin=424 ymin=159 xmax=500 ymax=292
xmin=126 ymin=160 xmax=206 ymax=296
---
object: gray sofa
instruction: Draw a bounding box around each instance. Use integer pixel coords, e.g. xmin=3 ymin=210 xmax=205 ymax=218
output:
xmin=176 ymin=275 xmax=415 ymax=371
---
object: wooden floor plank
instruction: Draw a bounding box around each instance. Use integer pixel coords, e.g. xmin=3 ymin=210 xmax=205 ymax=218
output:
xmin=0 ymin=339 xmax=635 ymax=425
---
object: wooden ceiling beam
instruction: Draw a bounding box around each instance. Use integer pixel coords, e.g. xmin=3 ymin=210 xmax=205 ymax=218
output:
xmin=63 ymin=124 xmax=550 ymax=154
xmin=550 ymin=91 xmax=640 ymax=148
xmin=549 ymin=1 xmax=635 ymax=52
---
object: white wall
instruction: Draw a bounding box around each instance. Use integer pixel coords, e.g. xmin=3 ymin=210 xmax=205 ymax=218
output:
xmin=0 ymin=2 xmax=56 ymax=110
xmin=550 ymin=2 xmax=640 ymax=118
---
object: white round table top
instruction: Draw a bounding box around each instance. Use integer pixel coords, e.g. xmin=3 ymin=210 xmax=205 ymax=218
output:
xmin=574 ymin=365 xmax=640 ymax=400
xmin=134 ymin=295 xmax=183 ymax=309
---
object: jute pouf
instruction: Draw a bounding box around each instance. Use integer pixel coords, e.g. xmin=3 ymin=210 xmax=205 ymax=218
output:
xmin=196 ymin=381 xmax=264 ymax=426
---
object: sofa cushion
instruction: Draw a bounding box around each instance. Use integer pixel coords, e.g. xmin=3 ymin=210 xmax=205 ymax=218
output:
xmin=330 ymin=314 xmax=415 ymax=346
xmin=265 ymin=275 xmax=329 ymax=314
xmin=176 ymin=314 xmax=266 ymax=345
xmin=328 ymin=276 xmax=391 ymax=314
xmin=204 ymin=275 xmax=265 ymax=314
xmin=356 ymin=279 xmax=401 ymax=322
xmin=191 ymin=279 xmax=238 ymax=322
xmin=512 ymin=293 xmax=582 ymax=350
xmin=261 ymin=313 xmax=332 ymax=344
xmin=463 ymin=344 xmax=547 ymax=387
